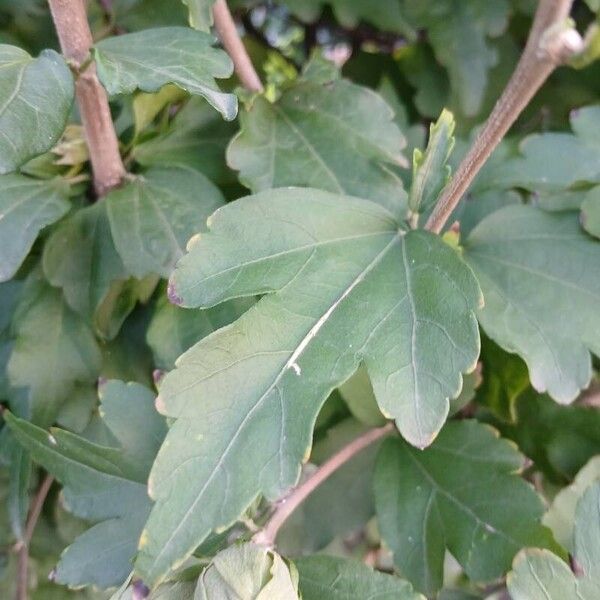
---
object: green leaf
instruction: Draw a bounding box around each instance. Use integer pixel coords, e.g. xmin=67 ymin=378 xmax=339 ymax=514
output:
xmin=0 ymin=281 xmax=21 ymax=408
xmin=409 ymin=109 xmax=455 ymax=217
xmin=476 ymin=335 xmax=530 ymax=422
xmin=43 ymin=201 xmax=129 ymax=330
xmin=7 ymin=277 xmax=101 ymax=426
xmin=132 ymin=97 xmax=239 ymax=187
xmin=338 ymin=366 xmax=386 ymax=427
xmin=0 ymin=45 xmax=73 ymax=174
xmin=6 ymin=439 xmax=31 ymax=541
xmin=463 ymin=205 xmax=600 ymax=403
xmin=194 ymin=543 xmax=300 ymax=599
xmin=93 ymin=28 xmax=237 ymax=121
xmin=106 ymin=167 xmax=225 ymax=279
xmin=295 ymin=555 xmax=424 ymax=600
xmin=282 ymin=0 xmax=414 ymax=36
xmin=494 ymin=106 xmax=600 ymax=192
xmin=4 ymin=380 xmax=166 ymax=589
xmin=374 ymin=420 xmax=555 ymax=595
xmin=136 ymin=188 xmax=481 ymax=585
xmin=544 ymin=456 xmax=600 ymax=551
xmin=507 ymin=482 xmax=600 ymax=600
xmin=422 ymin=0 xmax=509 ymax=117
xmin=146 ymin=290 xmax=253 ymax=371
xmin=0 ymin=174 xmax=69 ymax=282
xmin=495 ymin=391 xmax=600 ymax=483
xmin=227 ymin=79 xmax=409 ymax=216
xmin=181 ymin=0 xmax=216 ymax=32
xmin=132 ymin=84 xmax=187 ymax=138
xmin=581 ymin=186 xmax=600 ymax=239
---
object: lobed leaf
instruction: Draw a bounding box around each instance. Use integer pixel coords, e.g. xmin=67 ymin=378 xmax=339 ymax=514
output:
xmin=93 ymin=28 xmax=237 ymax=120
xmin=374 ymin=420 xmax=556 ymax=595
xmin=463 ymin=205 xmax=600 ymax=403
xmin=136 ymin=187 xmax=481 ymax=585
xmin=227 ymin=79 xmax=408 ymax=216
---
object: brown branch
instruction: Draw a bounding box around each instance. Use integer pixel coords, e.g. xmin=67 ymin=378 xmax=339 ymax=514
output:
xmin=212 ymin=0 xmax=264 ymax=93
xmin=425 ymin=0 xmax=581 ymax=234
xmin=48 ymin=0 xmax=126 ymax=197
xmin=16 ymin=474 xmax=54 ymax=600
xmin=252 ymin=423 xmax=394 ymax=548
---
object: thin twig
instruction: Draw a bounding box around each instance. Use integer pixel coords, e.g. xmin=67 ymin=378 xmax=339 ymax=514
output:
xmin=425 ymin=0 xmax=580 ymax=234
xmin=212 ymin=0 xmax=264 ymax=93
xmin=252 ymin=423 xmax=394 ymax=548
xmin=48 ymin=0 xmax=126 ymax=197
xmin=15 ymin=474 xmax=54 ymax=600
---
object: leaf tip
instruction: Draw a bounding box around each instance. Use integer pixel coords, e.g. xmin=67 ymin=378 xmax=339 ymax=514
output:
xmin=186 ymin=232 xmax=202 ymax=252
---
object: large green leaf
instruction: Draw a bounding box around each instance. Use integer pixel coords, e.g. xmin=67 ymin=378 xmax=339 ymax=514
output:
xmin=227 ymin=79 xmax=408 ymax=216
xmin=508 ymin=482 xmax=600 ymax=600
xmin=374 ymin=421 xmax=555 ymax=595
xmin=106 ymin=167 xmax=224 ymax=279
xmin=0 ymin=174 xmax=69 ymax=282
xmin=463 ymin=205 xmax=600 ymax=403
xmin=136 ymin=188 xmax=481 ymax=585
xmin=194 ymin=543 xmax=300 ymax=599
xmin=0 ymin=45 xmax=73 ymax=174
xmin=93 ymin=28 xmax=237 ymax=120
xmin=295 ymin=555 xmax=424 ymax=600
xmin=4 ymin=380 xmax=166 ymax=589
xmin=7 ymin=277 xmax=101 ymax=426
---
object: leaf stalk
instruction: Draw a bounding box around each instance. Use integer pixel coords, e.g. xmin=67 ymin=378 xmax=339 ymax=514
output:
xmin=252 ymin=422 xmax=394 ymax=548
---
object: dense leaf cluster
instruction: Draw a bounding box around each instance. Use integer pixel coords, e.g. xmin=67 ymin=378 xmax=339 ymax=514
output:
xmin=1 ymin=0 xmax=600 ymax=598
